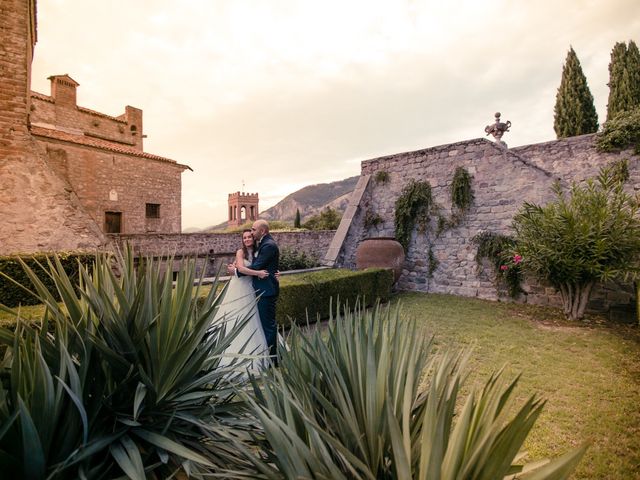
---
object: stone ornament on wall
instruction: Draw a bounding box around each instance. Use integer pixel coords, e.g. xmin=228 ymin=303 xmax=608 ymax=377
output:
xmin=484 ymin=112 xmax=512 ymax=147
xmin=109 ymin=189 xmax=118 ymax=201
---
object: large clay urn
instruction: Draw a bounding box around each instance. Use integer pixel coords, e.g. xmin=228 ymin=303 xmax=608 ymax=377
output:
xmin=355 ymin=237 xmax=405 ymax=282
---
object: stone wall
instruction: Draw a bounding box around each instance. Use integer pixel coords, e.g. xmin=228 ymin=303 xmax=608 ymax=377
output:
xmin=335 ymin=136 xmax=640 ymax=321
xmin=109 ymin=230 xmax=335 ymax=276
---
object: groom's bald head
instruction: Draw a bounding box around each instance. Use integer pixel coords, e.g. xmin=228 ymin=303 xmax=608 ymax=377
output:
xmin=251 ymin=219 xmax=269 ymax=241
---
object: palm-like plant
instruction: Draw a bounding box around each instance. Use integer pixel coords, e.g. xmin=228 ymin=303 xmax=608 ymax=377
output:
xmin=0 ymin=248 xmax=260 ymax=479
xmin=244 ymin=302 xmax=586 ymax=479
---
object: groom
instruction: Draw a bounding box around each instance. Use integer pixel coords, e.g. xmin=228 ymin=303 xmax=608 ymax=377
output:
xmin=230 ymin=219 xmax=280 ymax=359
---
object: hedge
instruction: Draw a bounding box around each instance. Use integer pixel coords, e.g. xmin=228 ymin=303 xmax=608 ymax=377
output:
xmin=276 ymin=268 xmax=394 ymax=327
xmin=0 ymin=253 xmax=95 ymax=308
xmin=0 ymin=263 xmax=394 ymax=330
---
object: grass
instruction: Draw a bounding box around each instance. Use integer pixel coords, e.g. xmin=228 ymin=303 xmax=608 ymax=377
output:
xmin=393 ymin=292 xmax=640 ymax=480
xmin=2 ymin=289 xmax=638 ymax=478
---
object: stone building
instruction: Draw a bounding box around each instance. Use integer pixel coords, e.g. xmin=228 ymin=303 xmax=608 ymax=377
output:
xmin=0 ymin=0 xmax=189 ymax=255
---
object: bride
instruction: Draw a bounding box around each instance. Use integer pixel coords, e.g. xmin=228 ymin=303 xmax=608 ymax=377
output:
xmin=214 ymin=229 xmax=270 ymax=371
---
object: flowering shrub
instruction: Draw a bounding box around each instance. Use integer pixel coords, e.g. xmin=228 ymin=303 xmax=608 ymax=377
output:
xmin=498 ymin=253 xmax=524 ymax=298
xmin=472 ymin=232 xmax=524 ymax=298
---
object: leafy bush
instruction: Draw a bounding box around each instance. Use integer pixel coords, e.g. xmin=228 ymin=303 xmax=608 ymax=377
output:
xmin=303 ymin=207 xmax=342 ymax=230
xmin=596 ymin=106 xmax=640 ymax=153
xmin=0 ymin=248 xmax=259 ymax=478
xmin=244 ymin=301 xmax=587 ymax=478
xmin=278 ymin=247 xmax=320 ymax=271
xmin=512 ymin=160 xmax=640 ymax=320
xmin=0 ymin=253 xmax=94 ymax=307
xmin=277 ymin=268 xmax=393 ymax=327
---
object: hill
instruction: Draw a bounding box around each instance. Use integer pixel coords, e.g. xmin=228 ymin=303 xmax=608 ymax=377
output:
xmin=260 ymin=176 xmax=359 ymax=223
xmin=195 ymin=175 xmax=359 ymax=232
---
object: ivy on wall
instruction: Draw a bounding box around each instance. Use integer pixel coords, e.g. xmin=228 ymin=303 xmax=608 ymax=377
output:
xmin=374 ymin=170 xmax=390 ymax=184
xmin=451 ymin=166 xmax=474 ymax=212
xmin=392 ymin=166 xmax=475 ymax=247
xmin=394 ymin=180 xmax=437 ymax=251
xmin=391 ymin=167 xmax=475 ymax=279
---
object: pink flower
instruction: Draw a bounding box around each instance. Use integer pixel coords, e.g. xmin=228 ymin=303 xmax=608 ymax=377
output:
xmin=513 ymin=255 xmax=522 ymax=264
xmin=500 ymin=265 xmax=509 ymax=271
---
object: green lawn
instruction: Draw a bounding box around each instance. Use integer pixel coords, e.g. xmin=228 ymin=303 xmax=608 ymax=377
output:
xmin=392 ymin=292 xmax=640 ymax=480
xmin=2 ymin=290 xmax=638 ymax=478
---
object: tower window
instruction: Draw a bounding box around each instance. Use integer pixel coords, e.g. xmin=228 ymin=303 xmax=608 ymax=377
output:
xmin=146 ymin=203 xmax=160 ymax=218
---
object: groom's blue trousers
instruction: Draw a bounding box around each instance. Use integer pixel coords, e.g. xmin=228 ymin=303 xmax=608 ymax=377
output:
xmin=257 ymin=295 xmax=278 ymax=358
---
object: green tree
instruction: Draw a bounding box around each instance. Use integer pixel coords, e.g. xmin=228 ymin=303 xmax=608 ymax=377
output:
xmin=512 ymin=161 xmax=640 ymax=320
xmin=553 ymin=47 xmax=599 ymax=138
xmin=629 ymin=41 xmax=640 ymax=109
xmin=294 ymin=208 xmax=301 ymax=228
xmin=606 ymin=40 xmax=640 ymax=121
xmin=303 ymin=207 xmax=342 ymax=230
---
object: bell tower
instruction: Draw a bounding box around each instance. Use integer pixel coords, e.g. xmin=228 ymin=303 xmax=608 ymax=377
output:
xmin=228 ymin=191 xmax=259 ymax=227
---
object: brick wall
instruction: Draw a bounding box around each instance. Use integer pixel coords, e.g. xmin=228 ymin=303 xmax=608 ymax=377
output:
xmin=0 ymin=0 xmax=105 ymax=255
xmin=31 ymin=82 xmax=144 ymax=150
xmin=35 ymin=139 xmax=184 ymax=234
xmin=337 ymin=136 xmax=640 ymax=321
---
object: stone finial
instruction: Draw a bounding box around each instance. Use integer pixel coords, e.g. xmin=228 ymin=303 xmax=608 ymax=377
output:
xmin=484 ymin=112 xmax=511 ymax=147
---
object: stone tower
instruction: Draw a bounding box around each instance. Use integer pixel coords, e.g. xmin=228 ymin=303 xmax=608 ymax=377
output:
xmin=228 ymin=191 xmax=259 ymax=227
xmin=0 ymin=0 xmax=105 ymax=254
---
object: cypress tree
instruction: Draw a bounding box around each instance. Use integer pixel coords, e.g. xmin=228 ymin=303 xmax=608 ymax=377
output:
xmin=607 ymin=42 xmax=630 ymax=121
xmin=626 ymin=40 xmax=640 ymax=110
xmin=553 ymin=47 xmax=599 ymax=138
xmin=294 ymin=208 xmax=301 ymax=228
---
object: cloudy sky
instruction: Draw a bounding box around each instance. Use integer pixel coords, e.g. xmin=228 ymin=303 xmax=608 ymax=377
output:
xmin=30 ymin=0 xmax=640 ymax=230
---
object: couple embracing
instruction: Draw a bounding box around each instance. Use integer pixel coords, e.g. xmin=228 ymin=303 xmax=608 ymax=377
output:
xmin=214 ymin=219 xmax=279 ymax=369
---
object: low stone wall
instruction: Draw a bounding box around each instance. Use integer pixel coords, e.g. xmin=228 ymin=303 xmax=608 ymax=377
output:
xmin=108 ymin=230 xmax=335 ymax=277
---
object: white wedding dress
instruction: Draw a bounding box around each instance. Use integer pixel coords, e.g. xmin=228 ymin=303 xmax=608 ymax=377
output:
xmin=213 ymin=258 xmax=269 ymax=371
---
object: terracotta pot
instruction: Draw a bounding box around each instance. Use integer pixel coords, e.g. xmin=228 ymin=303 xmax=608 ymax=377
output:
xmin=355 ymin=237 xmax=405 ymax=282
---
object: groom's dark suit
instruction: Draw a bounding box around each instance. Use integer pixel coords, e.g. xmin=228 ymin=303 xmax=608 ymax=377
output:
xmin=239 ymin=234 xmax=279 ymax=357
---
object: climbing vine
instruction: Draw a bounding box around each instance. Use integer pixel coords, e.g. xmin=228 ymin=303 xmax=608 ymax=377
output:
xmin=390 ymin=167 xmax=475 ymax=280
xmin=363 ymin=209 xmax=383 ymax=229
xmin=427 ymin=247 xmax=438 ymax=277
xmin=374 ymin=170 xmax=390 ymax=184
xmin=394 ymin=180 xmax=437 ymax=251
xmin=451 ymin=166 xmax=474 ymax=212
xmin=472 ymin=231 xmax=523 ymax=298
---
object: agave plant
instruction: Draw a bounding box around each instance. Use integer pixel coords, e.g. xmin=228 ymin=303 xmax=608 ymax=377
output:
xmin=243 ymin=301 xmax=586 ymax=479
xmin=0 ymin=248 xmax=261 ymax=479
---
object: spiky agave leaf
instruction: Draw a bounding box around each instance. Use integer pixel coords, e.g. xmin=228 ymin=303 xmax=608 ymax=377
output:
xmin=248 ymin=300 xmax=586 ymax=479
xmin=0 ymin=246 xmax=265 ymax=478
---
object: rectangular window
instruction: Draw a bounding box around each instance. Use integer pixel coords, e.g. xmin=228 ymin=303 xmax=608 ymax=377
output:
xmin=146 ymin=203 xmax=160 ymax=219
xmin=105 ymin=211 xmax=122 ymax=234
